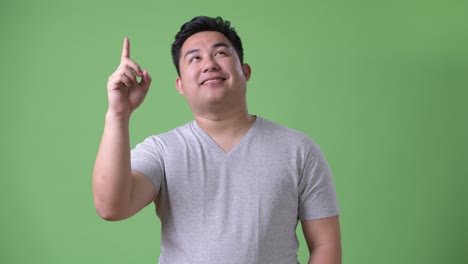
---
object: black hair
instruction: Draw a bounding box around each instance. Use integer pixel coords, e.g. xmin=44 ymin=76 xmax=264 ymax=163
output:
xmin=171 ymin=16 xmax=244 ymax=75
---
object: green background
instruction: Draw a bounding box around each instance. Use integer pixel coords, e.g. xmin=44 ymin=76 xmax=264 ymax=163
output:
xmin=1 ymin=0 xmax=466 ymax=263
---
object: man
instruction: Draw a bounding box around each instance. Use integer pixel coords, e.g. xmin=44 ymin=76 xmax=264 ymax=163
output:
xmin=93 ymin=16 xmax=341 ymax=264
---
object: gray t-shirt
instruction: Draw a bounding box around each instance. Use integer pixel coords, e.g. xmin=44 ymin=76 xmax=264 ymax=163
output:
xmin=131 ymin=117 xmax=340 ymax=264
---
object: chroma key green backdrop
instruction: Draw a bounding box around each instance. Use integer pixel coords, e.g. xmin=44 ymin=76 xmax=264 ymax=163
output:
xmin=1 ymin=0 xmax=466 ymax=263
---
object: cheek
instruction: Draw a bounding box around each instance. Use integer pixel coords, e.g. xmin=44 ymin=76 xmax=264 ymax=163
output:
xmin=233 ymin=64 xmax=247 ymax=79
xmin=181 ymin=67 xmax=199 ymax=82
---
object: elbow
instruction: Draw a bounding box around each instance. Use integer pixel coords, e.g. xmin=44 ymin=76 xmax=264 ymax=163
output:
xmin=96 ymin=209 xmax=124 ymax=221
xmin=94 ymin=202 xmax=129 ymax=221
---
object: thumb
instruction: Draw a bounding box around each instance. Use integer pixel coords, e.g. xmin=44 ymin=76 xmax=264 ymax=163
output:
xmin=140 ymin=70 xmax=152 ymax=91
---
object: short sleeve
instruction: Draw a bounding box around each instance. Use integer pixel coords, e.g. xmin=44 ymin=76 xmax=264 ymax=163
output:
xmin=298 ymin=141 xmax=340 ymax=220
xmin=131 ymin=136 xmax=164 ymax=194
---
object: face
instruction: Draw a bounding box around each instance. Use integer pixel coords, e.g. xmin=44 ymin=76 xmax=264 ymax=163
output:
xmin=176 ymin=31 xmax=251 ymax=115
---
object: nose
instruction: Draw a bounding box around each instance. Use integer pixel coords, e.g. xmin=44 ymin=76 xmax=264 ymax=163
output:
xmin=203 ymin=58 xmax=220 ymax=73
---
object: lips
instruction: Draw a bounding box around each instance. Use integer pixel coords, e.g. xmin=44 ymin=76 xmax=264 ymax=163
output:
xmin=200 ymin=76 xmax=227 ymax=85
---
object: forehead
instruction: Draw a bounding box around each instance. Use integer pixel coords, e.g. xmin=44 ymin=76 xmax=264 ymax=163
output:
xmin=181 ymin=31 xmax=232 ymax=52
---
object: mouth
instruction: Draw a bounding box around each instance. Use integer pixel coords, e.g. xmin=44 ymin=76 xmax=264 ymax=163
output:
xmin=200 ymin=77 xmax=227 ymax=85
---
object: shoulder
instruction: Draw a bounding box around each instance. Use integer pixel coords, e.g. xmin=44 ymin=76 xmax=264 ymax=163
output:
xmin=256 ymin=117 xmax=315 ymax=145
xmin=134 ymin=121 xmax=195 ymax=149
xmin=254 ymin=117 xmax=329 ymax=161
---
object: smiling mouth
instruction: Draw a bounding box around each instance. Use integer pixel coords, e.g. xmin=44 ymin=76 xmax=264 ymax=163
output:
xmin=201 ymin=78 xmax=226 ymax=85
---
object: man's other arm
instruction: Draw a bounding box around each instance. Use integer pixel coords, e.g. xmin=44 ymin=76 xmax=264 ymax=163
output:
xmin=302 ymin=216 xmax=342 ymax=264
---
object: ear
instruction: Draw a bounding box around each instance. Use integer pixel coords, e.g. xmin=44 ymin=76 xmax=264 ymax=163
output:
xmin=175 ymin=76 xmax=184 ymax=94
xmin=242 ymin=63 xmax=252 ymax=81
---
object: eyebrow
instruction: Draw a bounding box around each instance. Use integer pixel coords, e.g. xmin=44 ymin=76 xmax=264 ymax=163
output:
xmin=183 ymin=42 xmax=231 ymax=59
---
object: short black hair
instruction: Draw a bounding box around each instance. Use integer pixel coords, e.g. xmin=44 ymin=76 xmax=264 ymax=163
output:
xmin=171 ymin=16 xmax=244 ymax=75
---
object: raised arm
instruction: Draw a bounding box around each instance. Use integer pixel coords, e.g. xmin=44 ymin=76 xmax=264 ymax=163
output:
xmin=93 ymin=37 xmax=155 ymax=221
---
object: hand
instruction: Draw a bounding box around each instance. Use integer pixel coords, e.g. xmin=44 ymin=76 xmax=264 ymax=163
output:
xmin=106 ymin=37 xmax=152 ymax=116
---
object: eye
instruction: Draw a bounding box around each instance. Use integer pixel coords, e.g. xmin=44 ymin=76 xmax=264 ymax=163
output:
xmin=214 ymin=50 xmax=227 ymax=56
xmin=189 ymin=55 xmax=201 ymax=63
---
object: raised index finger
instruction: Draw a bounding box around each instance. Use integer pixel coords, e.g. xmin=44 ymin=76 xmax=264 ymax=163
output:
xmin=121 ymin=37 xmax=130 ymax=61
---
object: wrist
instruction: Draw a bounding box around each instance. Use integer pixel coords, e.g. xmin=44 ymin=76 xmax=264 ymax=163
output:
xmin=105 ymin=111 xmax=131 ymax=123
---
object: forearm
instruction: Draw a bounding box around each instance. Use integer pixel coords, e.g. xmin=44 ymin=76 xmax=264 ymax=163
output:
xmin=93 ymin=112 xmax=133 ymax=220
xmin=308 ymin=244 xmax=342 ymax=264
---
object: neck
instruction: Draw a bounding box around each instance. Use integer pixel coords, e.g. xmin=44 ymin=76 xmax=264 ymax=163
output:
xmin=194 ymin=107 xmax=255 ymax=137
xmin=194 ymin=109 xmax=256 ymax=152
